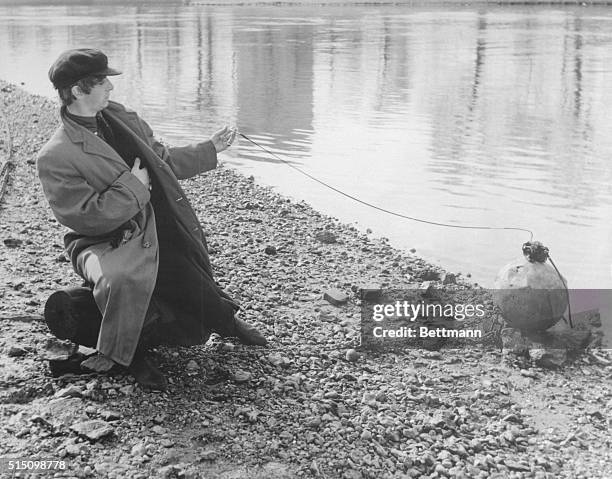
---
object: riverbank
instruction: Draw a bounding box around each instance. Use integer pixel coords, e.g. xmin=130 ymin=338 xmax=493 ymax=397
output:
xmin=1 ymin=80 xmax=611 ymax=478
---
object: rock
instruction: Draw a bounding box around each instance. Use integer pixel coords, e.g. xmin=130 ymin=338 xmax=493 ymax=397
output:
xmin=131 ymin=443 xmax=147 ymax=456
xmin=315 ymin=230 xmax=337 ymax=244
xmin=186 ymin=360 xmax=199 ymax=371
xmin=65 ymin=444 xmax=82 ymax=456
xmin=343 ymin=469 xmax=363 ymax=479
xmin=152 ymin=425 xmax=166 ymax=435
xmin=119 ymin=385 xmax=135 ymax=395
xmin=158 ymin=465 xmax=181 ymax=479
xmin=7 ymin=346 xmax=27 ymax=357
xmin=530 ymin=348 xmax=567 ymax=369
xmin=361 ymin=430 xmax=372 ymax=440
xmin=420 ymin=270 xmax=441 ymax=281
xmin=99 ymin=410 xmax=121 ymax=421
xmin=39 ymin=397 xmax=87 ymax=429
xmin=220 ymin=342 xmax=236 ymax=352
xmin=323 ymin=288 xmax=349 ymax=306
xmin=442 ymin=273 xmax=457 ymax=285
xmin=346 ymin=349 xmax=360 ymax=362
xmin=267 ymin=353 xmax=290 ymax=368
xmin=233 ymin=370 xmax=251 ymax=384
xmin=42 ymin=338 xmax=78 ymax=361
xmin=3 ymin=238 xmax=23 ymax=248
xmin=201 ymin=450 xmax=217 ymax=461
xmin=264 ymin=245 xmax=277 ymax=255
xmin=504 ymin=459 xmax=531 ymax=472
xmin=70 ymin=420 xmax=114 ymax=441
xmin=54 ymin=386 xmax=84 ymax=398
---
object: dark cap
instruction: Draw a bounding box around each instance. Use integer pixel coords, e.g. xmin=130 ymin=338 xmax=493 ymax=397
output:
xmin=48 ymin=48 xmax=121 ymax=89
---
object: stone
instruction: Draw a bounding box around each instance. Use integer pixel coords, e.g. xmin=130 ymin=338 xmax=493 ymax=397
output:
xmin=70 ymin=420 xmax=114 ymax=441
xmin=40 ymin=397 xmax=87 ymax=429
xmin=233 ymin=370 xmax=251 ymax=384
xmin=186 ymin=360 xmax=199 ymax=371
xmin=42 ymin=339 xmax=78 ymax=361
xmin=267 ymin=353 xmax=290 ymax=367
xmin=131 ymin=443 xmax=147 ymax=456
xmin=119 ymin=385 xmax=135 ymax=395
xmin=346 ymin=349 xmax=360 ymax=362
xmin=323 ymin=289 xmax=349 ymax=306
xmin=201 ymin=450 xmax=217 ymax=461
xmin=100 ymin=410 xmax=121 ymax=421
xmin=65 ymin=444 xmax=82 ymax=456
xmin=3 ymin=238 xmax=23 ymax=248
xmin=504 ymin=459 xmax=531 ymax=472
xmin=530 ymin=348 xmax=567 ymax=369
xmin=54 ymin=386 xmax=84 ymax=398
xmin=264 ymin=245 xmax=277 ymax=255
xmin=315 ymin=231 xmax=337 ymax=244
xmin=420 ymin=270 xmax=441 ymax=281
xmin=8 ymin=346 xmax=27 ymax=357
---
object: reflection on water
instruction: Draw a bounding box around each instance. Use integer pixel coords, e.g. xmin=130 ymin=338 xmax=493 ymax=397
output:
xmin=1 ymin=4 xmax=612 ymax=295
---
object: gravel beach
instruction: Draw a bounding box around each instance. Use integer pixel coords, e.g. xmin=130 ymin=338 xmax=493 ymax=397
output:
xmin=1 ymin=80 xmax=611 ymax=479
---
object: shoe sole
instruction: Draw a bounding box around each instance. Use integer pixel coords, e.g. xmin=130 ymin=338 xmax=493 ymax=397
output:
xmin=44 ymin=290 xmax=79 ymax=341
xmin=44 ymin=288 xmax=102 ymax=347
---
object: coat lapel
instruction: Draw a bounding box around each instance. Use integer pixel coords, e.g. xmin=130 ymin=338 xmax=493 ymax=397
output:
xmin=61 ymin=109 xmax=127 ymax=169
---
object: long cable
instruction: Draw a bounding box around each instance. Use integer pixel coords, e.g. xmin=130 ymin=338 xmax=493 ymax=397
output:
xmin=548 ymin=255 xmax=573 ymax=329
xmin=238 ymin=132 xmax=534 ymax=241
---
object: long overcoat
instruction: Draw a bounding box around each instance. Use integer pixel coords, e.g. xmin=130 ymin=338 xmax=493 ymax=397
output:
xmin=37 ymin=101 xmax=235 ymax=366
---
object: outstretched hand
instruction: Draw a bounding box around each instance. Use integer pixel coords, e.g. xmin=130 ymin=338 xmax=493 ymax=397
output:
xmin=211 ymin=126 xmax=236 ymax=153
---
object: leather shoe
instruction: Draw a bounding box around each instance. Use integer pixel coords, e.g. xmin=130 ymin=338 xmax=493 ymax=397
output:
xmin=234 ymin=317 xmax=268 ymax=346
xmin=128 ymin=350 xmax=167 ymax=391
xmin=44 ymin=288 xmax=101 ymax=348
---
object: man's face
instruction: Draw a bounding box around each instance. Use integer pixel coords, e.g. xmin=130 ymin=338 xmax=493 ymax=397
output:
xmin=79 ymin=77 xmax=113 ymax=113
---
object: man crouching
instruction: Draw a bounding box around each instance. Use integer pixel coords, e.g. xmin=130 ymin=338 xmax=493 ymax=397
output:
xmin=37 ymin=48 xmax=267 ymax=391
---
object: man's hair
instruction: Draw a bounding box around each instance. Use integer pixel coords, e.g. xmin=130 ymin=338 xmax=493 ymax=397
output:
xmin=58 ymin=75 xmax=106 ymax=106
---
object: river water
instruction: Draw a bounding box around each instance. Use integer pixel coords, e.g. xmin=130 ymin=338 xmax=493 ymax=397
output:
xmin=1 ymin=3 xmax=612 ymax=297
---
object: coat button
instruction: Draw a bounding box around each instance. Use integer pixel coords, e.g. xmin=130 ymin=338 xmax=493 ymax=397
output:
xmin=143 ymin=241 xmax=151 ymax=248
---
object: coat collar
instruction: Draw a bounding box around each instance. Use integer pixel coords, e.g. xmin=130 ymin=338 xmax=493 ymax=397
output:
xmin=60 ymin=106 xmax=126 ymax=167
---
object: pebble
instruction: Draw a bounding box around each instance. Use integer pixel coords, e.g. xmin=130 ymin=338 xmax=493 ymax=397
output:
xmin=131 ymin=443 xmax=146 ymax=456
xmin=186 ymin=360 xmax=199 ymax=371
xmin=201 ymin=450 xmax=217 ymax=461
xmin=233 ymin=369 xmax=251 ymax=383
xmin=345 ymin=349 xmax=360 ymax=362
xmin=8 ymin=346 xmax=27 ymax=357
xmin=54 ymin=386 xmax=84 ymax=398
xmin=70 ymin=420 xmax=114 ymax=441
xmin=323 ymin=288 xmax=349 ymax=306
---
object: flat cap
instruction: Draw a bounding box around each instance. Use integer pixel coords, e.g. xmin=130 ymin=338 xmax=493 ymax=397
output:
xmin=48 ymin=48 xmax=121 ymax=89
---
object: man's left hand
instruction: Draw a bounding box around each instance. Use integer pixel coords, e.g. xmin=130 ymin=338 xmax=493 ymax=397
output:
xmin=211 ymin=126 xmax=236 ymax=153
